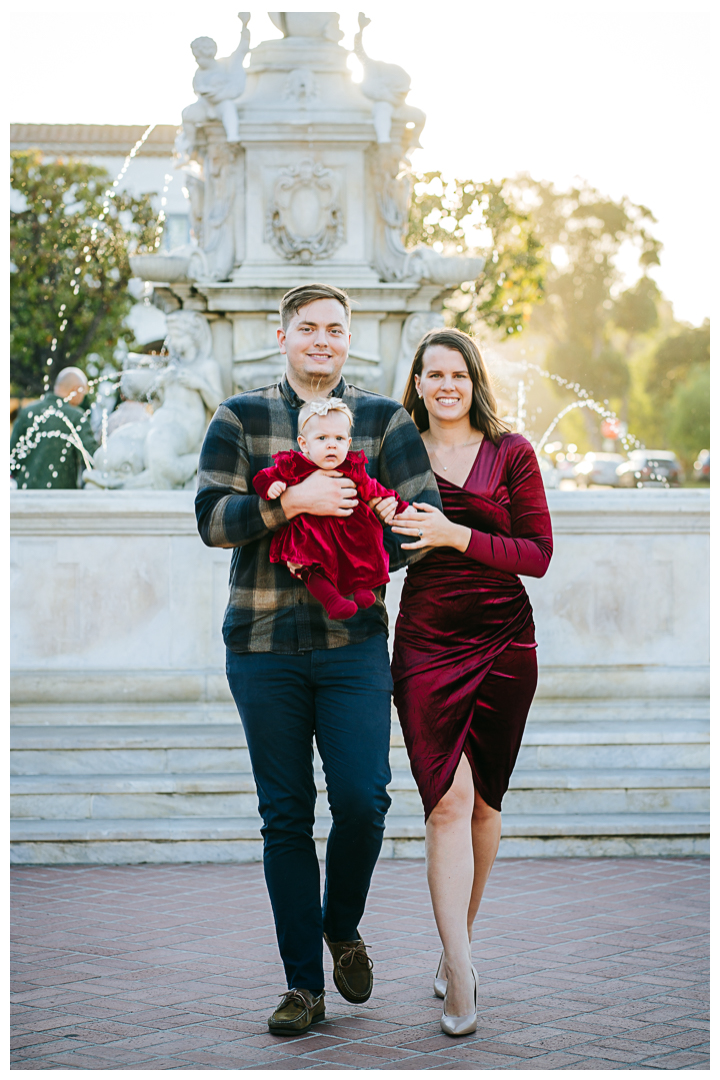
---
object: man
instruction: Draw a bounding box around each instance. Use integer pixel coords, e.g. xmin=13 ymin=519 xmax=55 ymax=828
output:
xmin=11 ymin=367 xmax=98 ymax=490
xmin=195 ymin=283 xmax=441 ymax=1034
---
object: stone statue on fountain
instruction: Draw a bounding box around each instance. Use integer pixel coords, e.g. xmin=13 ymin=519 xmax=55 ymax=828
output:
xmin=353 ymin=12 xmax=426 ymax=148
xmin=179 ymin=12 xmax=252 ymax=153
xmin=84 ymin=311 xmax=224 ymax=490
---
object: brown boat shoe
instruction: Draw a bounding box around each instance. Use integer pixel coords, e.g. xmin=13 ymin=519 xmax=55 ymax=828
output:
xmin=267 ymin=988 xmax=325 ymax=1034
xmin=323 ymin=934 xmax=374 ymax=1004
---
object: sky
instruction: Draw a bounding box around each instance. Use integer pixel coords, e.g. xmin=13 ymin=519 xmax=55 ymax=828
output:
xmin=8 ymin=1 xmax=713 ymax=325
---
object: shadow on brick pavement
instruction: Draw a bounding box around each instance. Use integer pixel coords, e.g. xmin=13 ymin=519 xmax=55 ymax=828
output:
xmin=11 ymin=858 xmax=709 ymax=1070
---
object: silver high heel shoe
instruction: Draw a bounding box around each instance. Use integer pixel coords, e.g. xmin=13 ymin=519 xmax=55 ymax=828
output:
xmin=434 ymin=952 xmax=447 ymax=999
xmin=440 ymin=965 xmax=478 ymax=1037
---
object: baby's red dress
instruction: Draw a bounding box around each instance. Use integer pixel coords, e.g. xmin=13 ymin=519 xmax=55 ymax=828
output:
xmin=253 ymin=450 xmax=409 ymax=594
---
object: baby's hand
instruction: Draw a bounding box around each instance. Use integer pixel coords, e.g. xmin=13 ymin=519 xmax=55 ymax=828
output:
xmin=266 ymin=480 xmax=287 ymax=500
xmin=369 ymin=495 xmax=398 ymax=524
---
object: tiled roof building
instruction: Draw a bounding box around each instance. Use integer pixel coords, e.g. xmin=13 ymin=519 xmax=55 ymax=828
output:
xmin=10 ymin=124 xmax=179 ymax=156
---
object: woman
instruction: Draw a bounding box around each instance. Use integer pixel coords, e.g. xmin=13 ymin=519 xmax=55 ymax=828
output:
xmin=391 ymin=328 xmax=552 ymax=1036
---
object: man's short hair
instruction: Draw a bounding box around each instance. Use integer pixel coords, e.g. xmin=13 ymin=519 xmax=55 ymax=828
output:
xmin=279 ymin=283 xmax=351 ymax=331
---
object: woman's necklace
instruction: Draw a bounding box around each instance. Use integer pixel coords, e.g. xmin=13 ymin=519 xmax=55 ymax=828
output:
xmin=428 ymin=436 xmax=483 ymax=472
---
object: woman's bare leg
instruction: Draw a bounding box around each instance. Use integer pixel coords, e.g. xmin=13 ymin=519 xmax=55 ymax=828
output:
xmin=425 ymin=754 xmax=477 ymax=1016
xmin=435 ymin=779 xmax=502 ymax=980
xmin=467 ymin=790 xmax=502 ymax=940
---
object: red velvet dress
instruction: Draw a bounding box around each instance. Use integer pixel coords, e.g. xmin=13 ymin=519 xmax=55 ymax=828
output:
xmin=391 ymin=433 xmax=553 ymax=818
xmin=253 ymin=450 xmax=409 ymax=594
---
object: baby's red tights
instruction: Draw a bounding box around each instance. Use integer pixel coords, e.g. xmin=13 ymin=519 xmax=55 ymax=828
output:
xmin=354 ymin=589 xmax=376 ymax=609
xmin=302 ymin=569 xmax=357 ymax=621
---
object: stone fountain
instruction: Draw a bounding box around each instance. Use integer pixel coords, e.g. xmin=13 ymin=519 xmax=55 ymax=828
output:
xmin=130 ymin=10 xmax=482 ymax=409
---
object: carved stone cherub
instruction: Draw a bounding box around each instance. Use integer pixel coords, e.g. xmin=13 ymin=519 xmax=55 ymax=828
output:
xmin=84 ymin=312 xmax=224 ymax=490
xmin=181 ymin=12 xmax=251 ymax=149
xmin=354 ymin=13 xmax=426 ymax=147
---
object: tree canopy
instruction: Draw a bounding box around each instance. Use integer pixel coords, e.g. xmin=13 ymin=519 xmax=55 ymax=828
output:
xmin=407 ymin=172 xmax=709 ymax=462
xmin=10 ymin=151 xmax=157 ymax=399
xmin=407 ymin=172 xmax=545 ymax=337
xmin=647 ymin=322 xmax=710 ymax=404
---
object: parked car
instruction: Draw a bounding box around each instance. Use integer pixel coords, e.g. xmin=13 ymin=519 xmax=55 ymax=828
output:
xmin=573 ymin=452 xmax=626 ymax=488
xmin=693 ymin=449 xmax=710 ymax=482
xmin=553 ymin=455 xmax=582 ymax=485
xmin=537 ymin=453 xmax=559 ymax=489
xmin=616 ymin=450 xmax=684 ymax=488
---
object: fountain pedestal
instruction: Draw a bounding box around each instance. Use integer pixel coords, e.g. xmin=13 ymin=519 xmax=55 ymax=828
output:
xmin=131 ymin=13 xmax=483 ymax=401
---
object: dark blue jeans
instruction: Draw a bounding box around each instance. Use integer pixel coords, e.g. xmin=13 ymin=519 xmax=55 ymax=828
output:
xmin=225 ymin=634 xmax=393 ymax=993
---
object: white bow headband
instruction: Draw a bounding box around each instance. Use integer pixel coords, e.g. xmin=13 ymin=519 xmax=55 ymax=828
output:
xmin=298 ymin=398 xmax=354 ymax=431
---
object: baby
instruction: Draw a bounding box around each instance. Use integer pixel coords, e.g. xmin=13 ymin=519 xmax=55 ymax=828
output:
xmin=253 ymin=399 xmax=408 ymax=620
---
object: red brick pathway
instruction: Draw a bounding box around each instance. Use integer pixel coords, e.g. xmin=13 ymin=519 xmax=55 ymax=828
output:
xmin=11 ymin=858 xmax=708 ymax=1070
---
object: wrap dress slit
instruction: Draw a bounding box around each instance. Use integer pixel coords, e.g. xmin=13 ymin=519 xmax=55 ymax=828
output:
xmin=391 ymin=433 xmax=553 ymax=819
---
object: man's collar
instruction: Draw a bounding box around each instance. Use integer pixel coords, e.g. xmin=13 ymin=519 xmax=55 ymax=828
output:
xmin=279 ymin=374 xmax=346 ymax=408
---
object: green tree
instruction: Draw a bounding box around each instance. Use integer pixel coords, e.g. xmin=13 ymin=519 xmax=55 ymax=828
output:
xmin=613 ymin=274 xmax=661 ymax=336
xmin=667 ymin=365 xmax=710 ymax=466
xmin=507 ymin=177 xmax=663 ymax=404
xmin=407 ymin=172 xmax=545 ymax=336
xmin=647 ymin=322 xmax=710 ymax=403
xmin=10 ymin=150 xmax=158 ymax=399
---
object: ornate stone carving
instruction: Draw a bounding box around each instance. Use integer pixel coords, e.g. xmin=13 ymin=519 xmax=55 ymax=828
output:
xmin=84 ymin=312 xmax=224 ymax=490
xmin=284 ymin=67 xmax=318 ymax=101
xmin=370 ymin=146 xmax=413 ymax=282
xmin=266 ymin=160 xmax=344 ymax=264
xmin=194 ymin=141 xmax=237 ymax=281
xmin=182 ymin=161 xmax=205 ymax=244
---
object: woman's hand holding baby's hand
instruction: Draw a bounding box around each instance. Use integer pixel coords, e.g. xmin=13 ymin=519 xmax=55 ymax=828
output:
xmin=266 ymin=480 xmax=287 ymax=500
xmin=392 ymin=502 xmax=472 ymax=552
xmin=369 ymin=496 xmax=398 ymax=525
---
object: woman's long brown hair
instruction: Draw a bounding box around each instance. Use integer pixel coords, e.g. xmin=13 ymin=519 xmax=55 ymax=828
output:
xmin=402 ymin=327 xmax=510 ymax=444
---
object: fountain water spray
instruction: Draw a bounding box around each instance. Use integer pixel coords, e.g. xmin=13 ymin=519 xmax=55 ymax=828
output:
xmin=490 ymin=356 xmax=670 ymax=487
xmin=41 ymin=124 xmax=157 ymax=394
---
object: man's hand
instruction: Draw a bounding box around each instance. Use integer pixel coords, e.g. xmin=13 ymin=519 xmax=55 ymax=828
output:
xmin=368 ymin=495 xmax=398 ymax=525
xmin=280 ymin=469 xmax=358 ymax=520
xmin=266 ymin=479 xmax=287 ymax=500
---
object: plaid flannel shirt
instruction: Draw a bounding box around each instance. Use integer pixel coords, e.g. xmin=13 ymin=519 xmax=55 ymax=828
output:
xmin=195 ymin=375 xmax=441 ymax=654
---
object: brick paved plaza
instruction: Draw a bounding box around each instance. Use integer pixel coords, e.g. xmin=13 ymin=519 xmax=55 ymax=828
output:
xmin=11 ymin=858 xmax=708 ymax=1070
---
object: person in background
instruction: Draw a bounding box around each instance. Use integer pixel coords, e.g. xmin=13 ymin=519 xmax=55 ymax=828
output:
xmin=11 ymin=367 xmax=98 ymax=489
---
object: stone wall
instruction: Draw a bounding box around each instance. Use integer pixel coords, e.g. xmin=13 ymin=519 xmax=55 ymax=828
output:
xmin=11 ymin=489 xmax=707 ymax=704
